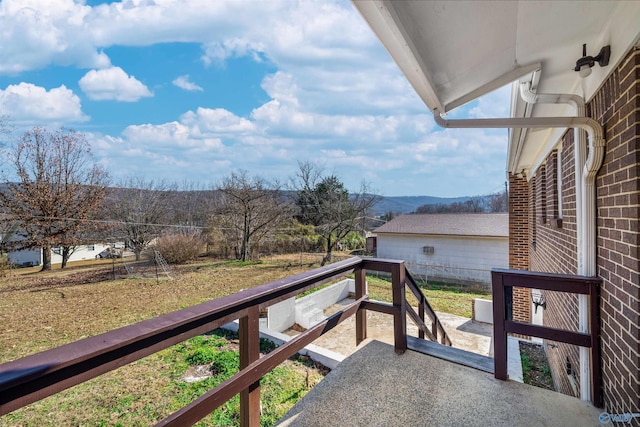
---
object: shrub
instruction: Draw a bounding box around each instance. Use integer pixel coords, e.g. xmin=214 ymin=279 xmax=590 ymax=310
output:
xmin=153 ymin=232 xmax=204 ymax=264
xmin=340 ymin=231 xmax=365 ymax=250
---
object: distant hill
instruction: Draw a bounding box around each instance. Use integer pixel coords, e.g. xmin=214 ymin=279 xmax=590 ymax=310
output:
xmin=371 ymin=195 xmax=471 ymax=216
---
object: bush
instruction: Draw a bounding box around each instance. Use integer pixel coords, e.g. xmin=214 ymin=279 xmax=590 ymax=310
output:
xmin=340 ymin=231 xmax=365 ymax=251
xmin=153 ymin=232 xmax=204 ymax=264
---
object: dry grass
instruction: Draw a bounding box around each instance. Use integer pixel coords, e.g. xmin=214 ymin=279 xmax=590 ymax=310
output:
xmin=0 ymin=255 xmax=323 ymax=362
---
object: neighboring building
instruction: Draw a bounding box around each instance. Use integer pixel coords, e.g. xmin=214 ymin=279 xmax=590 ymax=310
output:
xmin=354 ymin=0 xmax=639 ymax=414
xmin=375 ymin=213 xmax=508 ymax=287
xmin=9 ymin=243 xmax=117 ymax=267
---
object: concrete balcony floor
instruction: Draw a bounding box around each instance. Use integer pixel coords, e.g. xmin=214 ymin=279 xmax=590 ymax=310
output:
xmin=276 ymin=339 xmax=602 ymax=427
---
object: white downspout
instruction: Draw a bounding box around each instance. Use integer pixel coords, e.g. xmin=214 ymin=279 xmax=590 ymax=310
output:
xmin=519 ymin=82 xmax=605 ymax=402
xmin=433 ymin=108 xmax=605 ymax=402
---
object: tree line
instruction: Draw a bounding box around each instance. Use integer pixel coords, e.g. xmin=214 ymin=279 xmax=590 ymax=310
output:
xmin=412 ymin=192 xmax=507 ymax=214
xmin=0 ymin=127 xmax=378 ymax=271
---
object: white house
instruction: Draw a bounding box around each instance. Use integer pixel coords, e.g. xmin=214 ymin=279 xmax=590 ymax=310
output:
xmin=374 ymin=213 xmax=508 ymax=287
xmin=9 ymin=243 xmax=117 ymax=267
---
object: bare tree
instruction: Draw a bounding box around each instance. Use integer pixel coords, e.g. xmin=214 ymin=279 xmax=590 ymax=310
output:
xmin=212 ymin=170 xmax=292 ymax=261
xmin=293 ymin=161 xmax=379 ymax=265
xmin=105 ymin=177 xmax=176 ymax=261
xmin=0 ymin=127 xmax=109 ymax=271
xmin=168 ymin=182 xmax=222 ymax=228
xmin=488 ymin=191 xmax=508 ymax=213
xmin=0 ymin=114 xmax=12 ymax=170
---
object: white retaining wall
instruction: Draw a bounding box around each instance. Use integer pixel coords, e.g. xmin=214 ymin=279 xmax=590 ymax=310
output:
xmin=267 ymin=279 xmax=356 ymax=332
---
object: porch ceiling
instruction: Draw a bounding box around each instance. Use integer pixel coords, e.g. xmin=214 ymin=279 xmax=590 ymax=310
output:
xmin=353 ymin=1 xmax=640 ymax=175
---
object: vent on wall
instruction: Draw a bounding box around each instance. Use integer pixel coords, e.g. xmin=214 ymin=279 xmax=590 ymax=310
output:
xmin=423 ymin=246 xmax=435 ymax=255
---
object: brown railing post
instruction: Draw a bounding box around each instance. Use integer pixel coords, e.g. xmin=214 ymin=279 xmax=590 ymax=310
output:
xmin=239 ymin=306 xmax=260 ymax=427
xmin=355 ymin=266 xmax=367 ymax=345
xmin=589 ymin=281 xmax=602 ymax=407
xmin=391 ymin=262 xmax=407 ymax=354
xmin=418 ymin=298 xmax=426 ymax=340
xmin=492 ymin=270 xmax=508 ymax=380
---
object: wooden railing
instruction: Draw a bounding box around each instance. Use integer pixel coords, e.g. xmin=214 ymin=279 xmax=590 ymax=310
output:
xmin=0 ymin=257 xmax=451 ymax=426
xmin=491 ymin=268 xmax=602 ymax=407
xmin=405 ymin=270 xmax=452 ymax=345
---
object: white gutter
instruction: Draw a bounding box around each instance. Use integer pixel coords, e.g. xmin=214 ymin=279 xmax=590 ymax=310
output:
xmin=434 ymin=107 xmax=605 ymax=402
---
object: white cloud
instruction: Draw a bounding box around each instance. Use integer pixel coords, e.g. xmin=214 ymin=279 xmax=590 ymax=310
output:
xmin=0 ymin=0 xmax=512 ymax=196
xmin=0 ymin=82 xmax=88 ymax=122
xmin=79 ymin=67 xmax=153 ymax=101
xmin=180 ymin=108 xmax=255 ymax=135
xmin=0 ymin=1 xmax=414 ymax=112
xmin=0 ymin=0 xmax=110 ymax=74
xmin=468 ymin=85 xmax=511 ymax=119
xmin=172 ymin=75 xmax=203 ymax=92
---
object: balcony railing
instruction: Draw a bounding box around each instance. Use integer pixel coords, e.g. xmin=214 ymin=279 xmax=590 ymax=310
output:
xmin=491 ymin=268 xmax=602 ymax=407
xmin=0 ymin=257 xmax=449 ymax=426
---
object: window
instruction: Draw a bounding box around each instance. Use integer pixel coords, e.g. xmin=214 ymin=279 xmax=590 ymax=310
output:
xmin=537 ymin=164 xmax=547 ymax=224
xmin=422 ymin=246 xmax=435 ymax=255
xmin=547 ymin=148 xmax=563 ymax=228
xmin=86 ymin=245 xmax=95 ymax=251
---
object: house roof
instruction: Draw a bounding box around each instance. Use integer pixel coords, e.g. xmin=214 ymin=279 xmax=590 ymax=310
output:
xmin=374 ymin=213 xmax=508 ymax=238
xmin=353 ymin=1 xmax=640 ymax=175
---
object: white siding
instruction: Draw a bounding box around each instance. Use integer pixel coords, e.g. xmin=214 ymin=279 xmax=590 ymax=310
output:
xmin=376 ymin=234 xmax=508 ymax=285
xmin=9 ymin=244 xmax=112 ymax=267
xmin=51 ymin=244 xmax=111 ymax=264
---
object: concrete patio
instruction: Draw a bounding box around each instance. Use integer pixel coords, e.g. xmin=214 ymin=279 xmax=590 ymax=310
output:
xmin=276 ymin=339 xmax=602 ymax=427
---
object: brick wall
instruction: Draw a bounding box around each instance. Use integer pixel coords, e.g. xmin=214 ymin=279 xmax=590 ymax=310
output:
xmin=508 ymin=173 xmax=531 ymax=325
xmin=521 ymin=47 xmax=640 ymax=411
xmin=590 ymin=48 xmax=640 ymax=415
xmin=509 ymin=173 xmax=530 ymax=271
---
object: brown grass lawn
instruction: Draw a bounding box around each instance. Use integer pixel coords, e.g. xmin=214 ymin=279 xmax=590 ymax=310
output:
xmin=0 ymin=255 xmax=324 ymax=363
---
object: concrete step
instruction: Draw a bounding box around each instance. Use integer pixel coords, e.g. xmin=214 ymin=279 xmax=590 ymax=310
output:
xmin=296 ymin=300 xmax=317 ymax=315
xmin=407 ymin=335 xmax=494 ymax=374
xmin=298 ymin=307 xmax=326 ymax=329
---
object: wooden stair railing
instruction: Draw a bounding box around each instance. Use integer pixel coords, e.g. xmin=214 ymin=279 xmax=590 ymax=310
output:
xmin=405 ymin=270 xmax=452 ymax=346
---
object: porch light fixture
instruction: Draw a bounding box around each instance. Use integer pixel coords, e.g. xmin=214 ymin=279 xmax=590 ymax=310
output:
xmin=531 ymin=290 xmax=546 ymax=314
xmin=574 ymin=43 xmax=611 ymax=78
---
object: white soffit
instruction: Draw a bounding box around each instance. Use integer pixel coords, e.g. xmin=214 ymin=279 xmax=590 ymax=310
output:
xmin=353 ymin=0 xmax=640 ymax=174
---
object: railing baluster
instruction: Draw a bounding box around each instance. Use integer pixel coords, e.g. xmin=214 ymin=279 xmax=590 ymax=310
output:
xmin=355 ymin=267 xmax=367 ymax=345
xmin=391 ymin=262 xmax=407 ymax=354
xmin=589 ymin=281 xmax=602 ymax=407
xmin=492 ymin=270 xmax=508 ymax=381
xmin=240 ymin=305 xmax=260 ymax=427
xmin=418 ymin=298 xmax=425 ymax=340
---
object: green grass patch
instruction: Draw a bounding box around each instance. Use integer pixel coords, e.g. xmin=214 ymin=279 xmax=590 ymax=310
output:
xmin=3 ymin=329 xmax=326 ymax=426
xmin=365 ymin=275 xmax=490 ymax=318
xmin=521 ymin=352 xmax=532 ymax=382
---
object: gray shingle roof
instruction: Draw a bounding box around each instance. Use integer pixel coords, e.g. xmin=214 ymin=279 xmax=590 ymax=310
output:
xmin=374 ymin=213 xmax=508 ymax=237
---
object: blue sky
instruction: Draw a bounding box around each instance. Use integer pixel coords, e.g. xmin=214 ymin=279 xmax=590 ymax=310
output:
xmin=0 ymin=0 xmax=509 ymax=197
